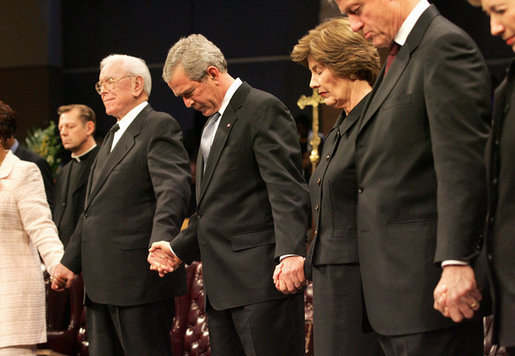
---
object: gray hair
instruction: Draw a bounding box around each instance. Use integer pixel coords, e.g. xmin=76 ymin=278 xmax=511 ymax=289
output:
xmin=100 ymin=54 xmax=152 ymax=95
xmin=162 ymin=34 xmax=227 ymax=83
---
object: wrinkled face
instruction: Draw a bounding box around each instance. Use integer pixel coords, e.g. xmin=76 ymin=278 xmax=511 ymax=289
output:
xmin=58 ymin=108 xmax=93 ymax=154
xmin=482 ymin=0 xmax=515 ymax=52
xmin=334 ymin=0 xmax=400 ymax=48
xmin=98 ymin=60 xmax=136 ymax=120
xmin=167 ymin=66 xmax=223 ymax=117
xmin=308 ymin=56 xmax=352 ymax=109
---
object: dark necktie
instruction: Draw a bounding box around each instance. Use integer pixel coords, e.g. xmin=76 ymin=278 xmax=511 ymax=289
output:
xmin=95 ymin=123 xmax=119 ymax=169
xmin=385 ymin=42 xmax=400 ymax=75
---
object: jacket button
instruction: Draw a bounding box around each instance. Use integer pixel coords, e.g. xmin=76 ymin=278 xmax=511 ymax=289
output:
xmin=62 ymin=202 xmax=66 ymax=207
xmin=316 ymin=178 xmax=321 ymax=185
xmin=314 ymin=204 xmax=319 ymax=212
xmin=358 ymin=186 xmax=364 ymax=193
xmin=326 ymin=154 xmax=331 ymax=160
xmin=83 ymin=213 xmax=88 ymax=219
xmin=487 ymin=253 xmax=493 ymax=261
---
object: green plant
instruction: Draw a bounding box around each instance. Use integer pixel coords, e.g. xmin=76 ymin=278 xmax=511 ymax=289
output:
xmin=25 ymin=121 xmax=62 ymax=177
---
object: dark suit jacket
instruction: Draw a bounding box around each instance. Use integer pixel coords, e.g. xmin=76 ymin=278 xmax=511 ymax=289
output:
xmin=52 ymin=146 xmax=98 ymax=247
xmin=62 ymin=104 xmax=191 ymax=306
xmin=171 ymin=82 xmax=310 ymax=310
xmin=484 ymin=59 xmax=515 ymax=347
xmin=355 ymin=5 xmax=491 ymax=335
xmin=306 ymin=97 xmax=368 ymax=278
xmin=14 ymin=144 xmax=54 ymax=208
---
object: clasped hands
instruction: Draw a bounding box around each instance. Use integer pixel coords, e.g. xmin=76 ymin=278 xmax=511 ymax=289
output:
xmin=50 ymin=263 xmax=75 ymax=291
xmin=147 ymin=241 xmax=182 ymax=277
xmin=433 ymin=265 xmax=482 ymax=322
xmin=273 ymin=256 xmax=306 ymax=294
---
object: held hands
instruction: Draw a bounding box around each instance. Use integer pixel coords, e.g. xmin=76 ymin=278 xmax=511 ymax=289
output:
xmin=273 ymin=256 xmax=307 ymax=294
xmin=50 ymin=263 xmax=75 ymax=291
xmin=148 ymin=241 xmax=182 ymax=277
xmin=433 ymin=265 xmax=482 ymax=322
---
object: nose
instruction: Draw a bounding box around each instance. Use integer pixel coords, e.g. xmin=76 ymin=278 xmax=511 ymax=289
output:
xmin=348 ymin=15 xmax=364 ymax=32
xmin=183 ymin=97 xmax=194 ymax=108
xmin=490 ymin=16 xmax=505 ymax=37
xmin=309 ymin=74 xmax=319 ymax=89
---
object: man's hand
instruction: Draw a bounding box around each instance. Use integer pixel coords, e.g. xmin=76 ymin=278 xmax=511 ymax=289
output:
xmin=148 ymin=241 xmax=182 ymax=277
xmin=273 ymin=256 xmax=306 ymax=294
xmin=51 ymin=264 xmax=75 ymax=291
xmin=433 ymin=265 xmax=482 ymax=322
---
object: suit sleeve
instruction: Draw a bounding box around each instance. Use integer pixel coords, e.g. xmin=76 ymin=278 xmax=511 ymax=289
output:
xmin=147 ymin=115 xmax=191 ymax=246
xmin=251 ymin=95 xmax=310 ymax=259
xmin=424 ymin=31 xmax=491 ymax=263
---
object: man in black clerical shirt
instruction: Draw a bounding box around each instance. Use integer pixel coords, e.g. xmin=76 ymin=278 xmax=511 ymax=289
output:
xmin=53 ymin=104 xmax=98 ymax=247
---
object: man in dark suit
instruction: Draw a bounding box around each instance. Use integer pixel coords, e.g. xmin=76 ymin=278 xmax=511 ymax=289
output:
xmin=149 ymin=34 xmax=310 ymax=356
xmin=5 ymin=136 xmax=54 ymax=208
xmin=334 ymin=0 xmax=491 ymax=354
xmin=53 ymin=104 xmax=98 ymax=247
xmin=51 ymin=54 xmax=191 ymax=355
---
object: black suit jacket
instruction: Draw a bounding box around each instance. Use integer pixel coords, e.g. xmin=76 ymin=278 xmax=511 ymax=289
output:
xmin=355 ymin=5 xmax=491 ymax=335
xmin=52 ymin=146 xmax=98 ymax=247
xmin=14 ymin=144 xmax=54 ymax=208
xmin=305 ymin=97 xmax=368 ymax=279
xmin=483 ymin=59 xmax=515 ymax=347
xmin=170 ymin=82 xmax=310 ymax=310
xmin=62 ymin=104 xmax=191 ymax=306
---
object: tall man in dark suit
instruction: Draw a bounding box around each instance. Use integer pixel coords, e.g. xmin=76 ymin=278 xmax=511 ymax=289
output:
xmin=53 ymin=104 xmax=98 ymax=247
xmin=51 ymin=54 xmax=191 ymax=355
xmin=149 ymin=34 xmax=310 ymax=356
xmin=334 ymin=0 xmax=491 ymax=354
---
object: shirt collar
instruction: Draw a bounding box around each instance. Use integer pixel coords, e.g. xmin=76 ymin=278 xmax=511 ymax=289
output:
xmin=117 ymin=101 xmax=148 ymax=131
xmin=71 ymin=143 xmax=97 ymax=162
xmin=218 ymin=78 xmax=243 ymax=116
xmin=394 ymin=0 xmax=430 ymax=46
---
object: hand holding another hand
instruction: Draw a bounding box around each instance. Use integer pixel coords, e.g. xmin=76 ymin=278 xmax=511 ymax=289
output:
xmin=273 ymin=255 xmax=306 ymax=294
xmin=50 ymin=263 xmax=75 ymax=291
xmin=433 ymin=265 xmax=482 ymax=322
xmin=148 ymin=241 xmax=182 ymax=277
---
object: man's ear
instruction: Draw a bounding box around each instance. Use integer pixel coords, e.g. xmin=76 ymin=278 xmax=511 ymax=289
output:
xmin=132 ymin=75 xmax=145 ymax=96
xmin=206 ymin=66 xmax=220 ymax=82
xmin=85 ymin=121 xmax=95 ymax=136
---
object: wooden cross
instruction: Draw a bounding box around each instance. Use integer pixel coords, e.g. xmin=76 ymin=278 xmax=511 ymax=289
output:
xmin=297 ymin=89 xmax=324 ymax=171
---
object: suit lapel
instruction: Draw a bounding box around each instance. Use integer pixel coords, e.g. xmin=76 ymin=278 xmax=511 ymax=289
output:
xmin=197 ymin=82 xmax=250 ymax=206
xmin=85 ymin=105 xmax=149 ymax=208
xmin=358 ymin=5 xmax=439 ymax=134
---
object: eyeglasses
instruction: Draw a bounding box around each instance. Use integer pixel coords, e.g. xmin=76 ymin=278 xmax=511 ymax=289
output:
xmin=95 ymin=75 xmax=133 ymax=94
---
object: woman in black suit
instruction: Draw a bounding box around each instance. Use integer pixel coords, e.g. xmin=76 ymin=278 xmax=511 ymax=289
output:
xmin=290 ymin=17 xmax=382 ymax=356
xmin=468 ymin=0 xmax=515 ymax=352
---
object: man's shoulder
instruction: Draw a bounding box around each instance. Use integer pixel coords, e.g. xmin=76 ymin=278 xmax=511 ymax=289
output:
xmin=15 ymin=145 xmax=51 ymax=168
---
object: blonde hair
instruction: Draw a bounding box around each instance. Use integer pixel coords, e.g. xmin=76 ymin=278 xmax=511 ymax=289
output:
xmin=291 ymin=17 xmax=380 ymax=86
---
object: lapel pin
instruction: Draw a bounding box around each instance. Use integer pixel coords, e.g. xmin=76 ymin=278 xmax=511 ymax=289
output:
xmin=227 ymin=123 xmax=231 ymax=128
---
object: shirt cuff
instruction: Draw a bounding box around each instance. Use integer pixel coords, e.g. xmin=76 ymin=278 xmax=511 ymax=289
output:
xmin=441 ymin=260 xmax=468 ymax=268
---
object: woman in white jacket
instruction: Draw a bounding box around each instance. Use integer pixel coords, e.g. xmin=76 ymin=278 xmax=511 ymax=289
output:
xmin=0 ymin=100 xmax=64 ymax=355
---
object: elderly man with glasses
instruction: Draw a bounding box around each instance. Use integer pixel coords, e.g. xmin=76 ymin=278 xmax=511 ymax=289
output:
xmin=51 ymin=54 xmax=191 ymax=356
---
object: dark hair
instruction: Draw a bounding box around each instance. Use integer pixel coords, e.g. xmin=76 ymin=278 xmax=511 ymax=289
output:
xmin=0 ymin=100 xmax=17 ymax=142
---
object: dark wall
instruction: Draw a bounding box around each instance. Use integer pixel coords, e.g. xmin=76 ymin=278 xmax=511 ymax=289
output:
xmin=433 ymin=0 xmax=513 ymax=87
xmin=61 ymin=0 xmax=320 ymax=147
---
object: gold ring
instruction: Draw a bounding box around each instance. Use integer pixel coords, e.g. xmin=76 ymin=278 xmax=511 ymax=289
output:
xmin=470 ymin=301 xmax=478 ymax=308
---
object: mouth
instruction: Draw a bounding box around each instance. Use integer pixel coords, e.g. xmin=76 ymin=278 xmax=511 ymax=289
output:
xmin=318 ymin=91 xmax=328 ymax=98
xmin=506 ymin=35 xmax=515 ymax=45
